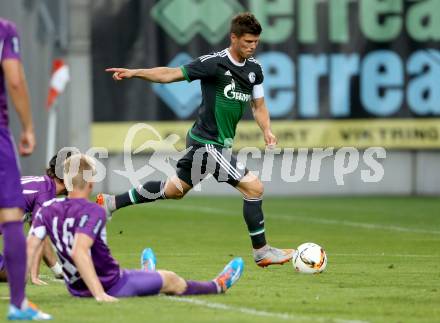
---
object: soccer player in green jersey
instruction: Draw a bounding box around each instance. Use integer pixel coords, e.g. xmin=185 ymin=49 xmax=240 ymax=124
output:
xmin=101 ymin=12 xmax=293 ymax=267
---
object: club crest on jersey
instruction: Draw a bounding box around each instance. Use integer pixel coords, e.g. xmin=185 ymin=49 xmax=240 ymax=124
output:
xmin=248 ymin=72 xmax=256 ymax=83
xmin=223 ymin=78 xmax=251 ymax=102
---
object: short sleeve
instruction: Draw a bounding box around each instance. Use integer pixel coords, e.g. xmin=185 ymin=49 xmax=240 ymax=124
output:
xmin=32 ymin=192 xmax=53 ymax=222
xmin=30 ymin=208 xmax=47 ymax=240
xmin=1 ymin=23 xmax=21 ymax=62
xmin=252 ymin=63 xmax=264 ymax=99
xmin=180 ymin=55 xmax=217 ymax=82
xmin=255 ymin=64 xmax=264 ymax=85
xmin=252 ymin=84 xmax=264 ymax=99
xmin=75 ymin=206 xmax=106 ymax=241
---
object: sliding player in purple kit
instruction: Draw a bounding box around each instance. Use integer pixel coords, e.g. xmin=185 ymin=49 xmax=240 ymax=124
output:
xmin=0 ymin=154 xmax=66 ymax=284
xmin=27 ymin=154 xmax=243 ymax=302
xmin=0 ymin=17 xmax=51 ymax=320
xmin=101 ymin=12 xmax=293 ymax=268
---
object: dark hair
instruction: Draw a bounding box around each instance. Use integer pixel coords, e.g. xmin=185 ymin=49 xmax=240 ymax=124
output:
xmin=230 ymin=12 xmax=262 ymax=37
xmin=46 ymin=151 xmax=72 ymax=180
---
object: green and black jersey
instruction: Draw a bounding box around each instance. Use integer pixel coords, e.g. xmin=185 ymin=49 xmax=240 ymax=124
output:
xmin=180 ymin=48 xmax=264 ymax=148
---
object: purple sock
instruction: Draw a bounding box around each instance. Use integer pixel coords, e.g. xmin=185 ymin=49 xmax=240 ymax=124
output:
xmin=181 ymin=280 xmax=219 ymax=295
xmin=3 ymin=221 xmax=26 ymax=308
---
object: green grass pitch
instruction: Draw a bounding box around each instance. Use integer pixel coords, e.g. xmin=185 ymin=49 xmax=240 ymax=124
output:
xmin=1 ymin=196 xmax=439 ymax=322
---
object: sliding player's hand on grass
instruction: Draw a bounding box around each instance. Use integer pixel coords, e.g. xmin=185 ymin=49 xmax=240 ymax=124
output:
xmin=31 ymin=277 xmax=48 ymax=286
xmin=95 ymin=292 xmax=118 ymax=303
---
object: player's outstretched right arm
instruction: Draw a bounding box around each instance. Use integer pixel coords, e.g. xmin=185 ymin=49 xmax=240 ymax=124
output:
xmin=71 ymin=233 xmax=118 ymax=303
xmin=105 ymin=67 xmax=185 ymax=83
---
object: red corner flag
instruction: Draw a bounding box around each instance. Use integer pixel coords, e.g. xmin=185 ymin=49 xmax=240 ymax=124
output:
xmin=46 ymin=59 xmax=70 ymax=110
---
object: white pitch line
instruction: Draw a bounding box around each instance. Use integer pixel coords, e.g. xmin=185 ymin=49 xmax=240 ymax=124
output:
xmin=147 ymin=204 xmax=440 ymax=236
xmin=117 ymin=252 xmax=439 ymax=258
xmin=163 ymin=296 xmax=369 ymax=323
xmin=330 ymin=253 xmax=439 ymax=258
xmin=276 ymin=214 xmax=440 ymax=235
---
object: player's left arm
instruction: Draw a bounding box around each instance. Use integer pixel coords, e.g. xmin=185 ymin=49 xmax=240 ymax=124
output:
xmin=27 ymin=203 xmax=44 ymax=284
xmin=251 ymin=97 xmax=277 ymax=148
xmin=26 ymin=233 xmax=44 ymax=283
xmin=29 ymin=240 xmax=47 ymax=285
xmin=27 ymin=209 xmax=47 ymax=280
xmin=71 ymin=233 xmax=118 ymax=302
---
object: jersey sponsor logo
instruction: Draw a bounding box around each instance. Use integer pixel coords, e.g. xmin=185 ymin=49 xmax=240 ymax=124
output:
xmin=248 ymin=72 xmax=256 ymax=83
xmin=224 ymin=70 xmax=232 ymax=76
xmin=223 ymin=79 xmax=251 ymax=102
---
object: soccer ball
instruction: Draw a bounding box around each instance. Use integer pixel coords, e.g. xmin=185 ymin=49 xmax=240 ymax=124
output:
xmin=292 ymin=242 xmax=327 ymax=274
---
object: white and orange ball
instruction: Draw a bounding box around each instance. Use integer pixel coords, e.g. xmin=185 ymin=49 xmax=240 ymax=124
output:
xmin=292 ymin=242 xmax=327 ymax=274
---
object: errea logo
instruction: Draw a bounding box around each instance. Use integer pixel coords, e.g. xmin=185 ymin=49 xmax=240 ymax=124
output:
xmin=151 ymin=0 xmax=244 ymax=45
xmin=223 ymin=79 xmax=251 ymax=102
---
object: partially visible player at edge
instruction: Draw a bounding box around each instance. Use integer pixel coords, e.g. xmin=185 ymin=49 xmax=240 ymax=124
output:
xmin=27 ymin=154 xmax=244 ymax=302
xmin=0 ymin=17 xmax=51 ymax=320
xmin=101 ymin=12 xmax=293 ymax=267
xmin=21 ymin=153 xmax=70 ymax=284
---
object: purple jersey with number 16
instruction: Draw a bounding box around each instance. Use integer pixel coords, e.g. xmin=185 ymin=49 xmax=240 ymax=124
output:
xmin=31 ymin=198 xmax=121 ymax=297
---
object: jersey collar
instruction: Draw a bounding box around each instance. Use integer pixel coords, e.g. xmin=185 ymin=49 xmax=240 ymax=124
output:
xmin=226 ymin=48 xmax=246 ymax=67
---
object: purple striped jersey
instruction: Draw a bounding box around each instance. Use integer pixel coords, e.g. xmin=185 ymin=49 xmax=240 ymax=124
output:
xmin=31 ymin=197 xmax=121 ymax=297
xmin=21 ymin=175 xmax=56 ymax=222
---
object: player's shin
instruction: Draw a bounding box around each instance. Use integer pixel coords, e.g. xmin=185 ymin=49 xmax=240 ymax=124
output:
xmin=243 ymin=198 xmax=267 ymax=249
xmin=115 ymin=181 xmax=165 ymax=209
xmin=2 ymin=221 xmax=26 ymax=308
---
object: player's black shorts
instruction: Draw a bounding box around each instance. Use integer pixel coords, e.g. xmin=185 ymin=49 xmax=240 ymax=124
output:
xmin=176 ymin=135 xmax=248 ymax=187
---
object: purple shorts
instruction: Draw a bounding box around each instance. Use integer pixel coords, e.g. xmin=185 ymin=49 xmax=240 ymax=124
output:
xmin=0 ymin=128 xmax=24 ymax=209
xmin=107 ymin=269 xmax=163 ymax=297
